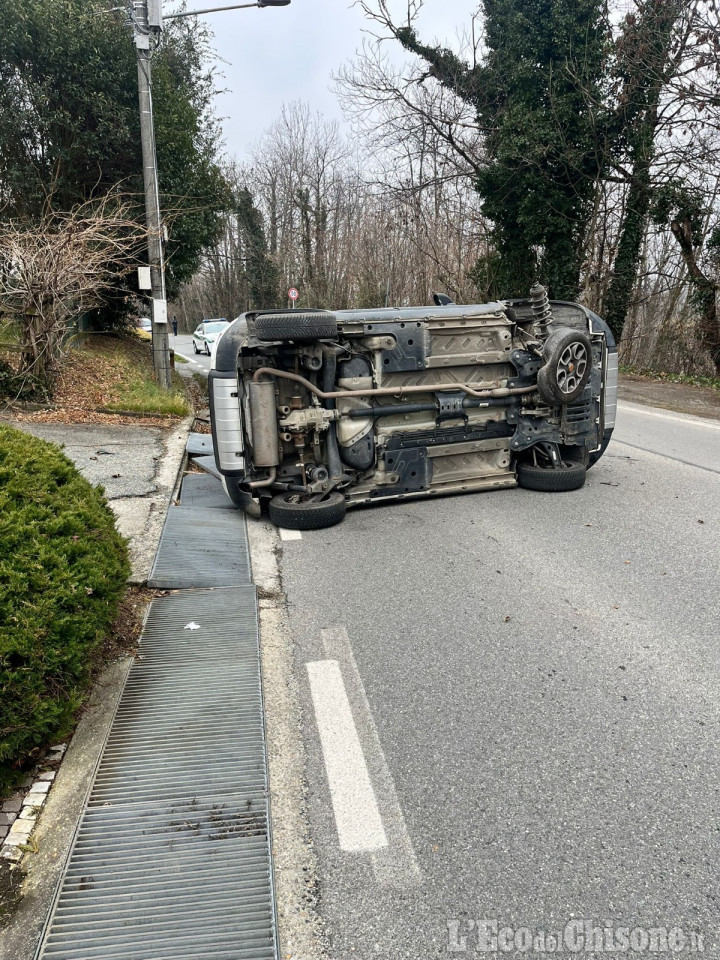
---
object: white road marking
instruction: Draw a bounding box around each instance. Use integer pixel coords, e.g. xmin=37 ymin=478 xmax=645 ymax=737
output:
xmin=320 ymin=628 xmax=421 ymax=885
xmin=306 ymin=660 xmax=388 ymax=852
xmin=618 ymin=400 xmax=720 ymax=430
xmin=279 ymin=528 xmax=303 ymax=541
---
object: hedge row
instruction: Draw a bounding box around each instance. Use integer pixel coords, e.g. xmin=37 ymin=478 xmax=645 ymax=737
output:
xmin=0 ymin=424 xmax=129 ymax=790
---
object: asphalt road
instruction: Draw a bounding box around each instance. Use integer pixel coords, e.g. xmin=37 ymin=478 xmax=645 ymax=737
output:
xmin=275 ymin=401 xmax=720 ymax=958
xmin=173 ymin=333 xmax=212 ymax=376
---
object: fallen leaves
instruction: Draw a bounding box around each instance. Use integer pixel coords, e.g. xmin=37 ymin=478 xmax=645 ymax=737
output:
xmin=5 ymin=334 xmax=184 ymax=427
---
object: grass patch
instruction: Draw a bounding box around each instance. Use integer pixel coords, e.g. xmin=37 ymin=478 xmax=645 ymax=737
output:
xmin=621 ymin=365 xmax=720 ymax=392
xmin=174 ymin=353 xmax=189 ymax=364
xmin=53 ymin=334 xmax=190 ymax=418
xmin=0 ymin=424 xmax=130 ymax=792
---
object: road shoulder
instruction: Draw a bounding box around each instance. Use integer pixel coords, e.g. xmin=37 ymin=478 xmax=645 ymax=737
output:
xmin=619 ymin=373 xmax=720 ymax=421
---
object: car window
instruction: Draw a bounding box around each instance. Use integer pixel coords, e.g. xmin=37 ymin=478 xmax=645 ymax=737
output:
xmin=194 ymin=325 xmax=204 ymax=336
xmin=205 ymin=321 xmax=229 ymax=334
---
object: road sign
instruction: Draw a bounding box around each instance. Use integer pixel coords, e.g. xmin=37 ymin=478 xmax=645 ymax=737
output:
xmin=288 ymin=287 xmax=299 ymax=301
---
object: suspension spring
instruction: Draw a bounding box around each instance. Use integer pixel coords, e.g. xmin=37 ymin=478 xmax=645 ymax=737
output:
xmin=530 ymin=283 xmax=553 ymax=341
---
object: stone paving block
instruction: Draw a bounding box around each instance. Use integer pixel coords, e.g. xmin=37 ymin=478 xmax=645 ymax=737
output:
xmin=0 ymin=812 xmax=16 ymax=826
xmin=0 ymin=845 xmax=22 ymax=861
xmin=29 ymin=780 xmax=50 ymax=795
xmin=18 ymin=807 xmax=37 ymax=821
xmin=24 ymin=793 xmax=47 ymax=807
xmin=37 ymin=771 xmax=56 ymax=782
xmin=0 ymin=826 xmax=8 ymax=841
xmin=7 ymin=819 xmax=33 ymax=841
xmin=1 ymin=798 xmax=22 ymax=813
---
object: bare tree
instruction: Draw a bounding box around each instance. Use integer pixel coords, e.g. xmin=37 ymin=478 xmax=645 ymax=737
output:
xmin=0 ymin=196 xmax=145 ymax=394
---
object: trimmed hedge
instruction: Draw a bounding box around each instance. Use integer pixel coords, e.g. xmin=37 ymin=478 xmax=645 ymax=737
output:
xmin=0 ymin=424 xmax=130 ymax=790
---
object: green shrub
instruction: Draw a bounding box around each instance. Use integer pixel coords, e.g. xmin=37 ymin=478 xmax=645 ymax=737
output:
xmin=0 ymin=424 xmax=130 ymax=790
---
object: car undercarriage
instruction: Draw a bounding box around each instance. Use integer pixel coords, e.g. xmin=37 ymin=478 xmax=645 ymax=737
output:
xmin=208 ymin=285 xmax=618 ymax=528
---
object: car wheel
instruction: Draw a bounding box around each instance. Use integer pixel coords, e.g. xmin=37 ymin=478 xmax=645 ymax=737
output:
xmin=254 ymin=312 xmax=338 ymax=342
xmin=205 ymin=343 xmax=211 ymax=356
xmin=517 ymin=460 xmax=587 ymax=492
xmin=193 ymin=341 xmax=199 ymax=354
xmin=268 ymin=491 xmax=347 ymax=530
xmin=537 ymin=327 xmax=592 ymax=405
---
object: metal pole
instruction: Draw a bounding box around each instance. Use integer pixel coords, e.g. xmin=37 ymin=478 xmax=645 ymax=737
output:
xmin=135 ymin=6 xmax=171 ymax=389
xmin=164 ymin=3 xmax=258 ymax=19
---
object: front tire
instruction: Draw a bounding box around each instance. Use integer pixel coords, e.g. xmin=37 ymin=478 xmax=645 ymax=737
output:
xmin=193 ymin=341 xmax=200 ymax=354
xmin=268 ymin=491 xmax=347 ymax=530
xmin=517 ymin=460 xmax=586 ymax=492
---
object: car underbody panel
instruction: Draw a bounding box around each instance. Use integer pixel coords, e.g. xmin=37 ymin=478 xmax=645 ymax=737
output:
xmin=209 ymin=288 xmax=617 ymax=527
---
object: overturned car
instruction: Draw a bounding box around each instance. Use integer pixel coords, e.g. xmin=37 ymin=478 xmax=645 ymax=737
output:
xmin=208 ymin=285 xmax=618 ymax=529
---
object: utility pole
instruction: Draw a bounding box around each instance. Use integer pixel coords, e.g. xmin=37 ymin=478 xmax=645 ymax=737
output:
xmin=130 ymin=0 xmax=290 ymax=388
xmin=133 ymin=0 xmax=171 ymax=389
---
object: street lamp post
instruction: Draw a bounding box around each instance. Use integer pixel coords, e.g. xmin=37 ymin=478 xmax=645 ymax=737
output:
xmin=134 ymin=0 xmax=170 ymax=387
xmin=131 ymin=0 xmax=290 ymax=388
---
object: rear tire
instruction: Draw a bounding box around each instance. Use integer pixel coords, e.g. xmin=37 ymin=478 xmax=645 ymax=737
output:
xmin=254 ymin=312 xmax=338 ymax=342
xmin=517 ymin=460 xmax=586 ymax=492
xmin=268 ymin=491 xmax=347 ymax=530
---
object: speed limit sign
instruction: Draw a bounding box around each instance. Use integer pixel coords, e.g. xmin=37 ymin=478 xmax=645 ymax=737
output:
xmin=288 ymin=287 xmax=299 ymax=301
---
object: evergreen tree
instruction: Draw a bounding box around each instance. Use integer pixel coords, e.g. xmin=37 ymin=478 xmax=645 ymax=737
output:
xmin=236 ymin=187 xmax=279 ymax=309
xmin=392 ymin=0 xmax=608 ymax=299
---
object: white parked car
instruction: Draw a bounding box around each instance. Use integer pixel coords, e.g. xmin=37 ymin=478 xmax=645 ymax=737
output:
xmin=192 ymin=319 xmax=229 ymax=355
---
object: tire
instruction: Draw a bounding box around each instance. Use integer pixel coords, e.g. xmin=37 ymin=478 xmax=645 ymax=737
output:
xmin=517 ymin=460 xmax=587 ymax=492
xmin=268 ymin=491 xmax=347 ymax=530
xmin=537 ymin=327 xmax=592 ymax=404
xmin=193 ymin=341 xmax=199 ymax=354
xmin=254 ymin=312 xmax=338 ymax=342
xmin=205 ymin=343 xmax=211 ymax=356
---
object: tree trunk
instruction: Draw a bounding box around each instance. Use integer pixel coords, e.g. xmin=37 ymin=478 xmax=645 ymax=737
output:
xmin=603 ymin=163 xmax=652 ymax=340
xmin=670 ymin=215 xmax=720 ymax=375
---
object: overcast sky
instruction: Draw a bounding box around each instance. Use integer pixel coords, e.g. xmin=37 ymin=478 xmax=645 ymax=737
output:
xmin=165 ymin=1 xmax=478 ymax=163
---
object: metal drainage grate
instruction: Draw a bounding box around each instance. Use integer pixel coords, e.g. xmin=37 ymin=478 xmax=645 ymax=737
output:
xmin=186 ymin=432 xmax=214 ymax=457
xmin=36 ymin=587 xmax=277 ymax=960
xmin=178 ymin=472 xmax=234 ymax=511
xmin=148 ymin=506 xmax=251 ymax=589
xmin=190 ymin=454 xmax=224 ymax=480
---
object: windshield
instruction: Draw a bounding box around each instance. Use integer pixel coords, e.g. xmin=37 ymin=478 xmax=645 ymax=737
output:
xmin=204 ymin=321 xmax=228 ymax=334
